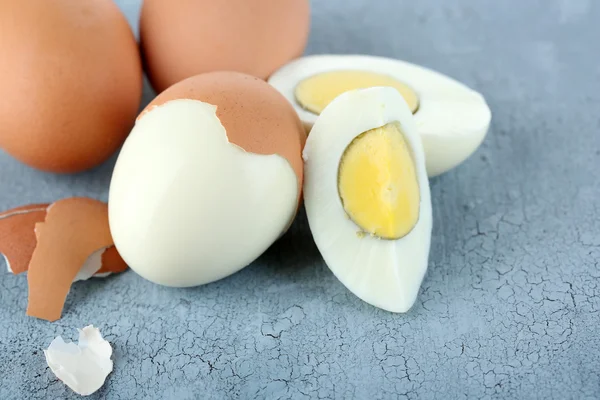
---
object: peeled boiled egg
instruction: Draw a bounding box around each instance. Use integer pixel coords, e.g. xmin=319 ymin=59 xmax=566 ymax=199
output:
xmin=109 ymin=72 xmax=305 ymax=287
xmin=303 ymin=86 xmax=432 ymax=313
xmin=269 ymin=55 xmax=492 ymax=177
xmin=0 ymin=0 xmax=142 ymax=173
xmin=140 ymin=0 xmax=311 ymax=93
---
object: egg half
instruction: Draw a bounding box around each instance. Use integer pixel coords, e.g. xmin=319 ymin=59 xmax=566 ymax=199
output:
xmin=269 ymin=54 xmax=492 ymax=177
xmin=303 ymin=86 xmax=432 ymax=313
xmin=109 ymin=72 xmax=305 ymax=287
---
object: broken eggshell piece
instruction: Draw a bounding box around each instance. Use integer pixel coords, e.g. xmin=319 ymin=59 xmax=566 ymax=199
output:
xmin=0 ymin=203 xmax=49 ymax=274
xmin=0 ymin=203 xmax=126 ymax=280
xmin=96 ymin=246 xmax=128 ymax=276
xmin=44 ymin=325 xmax=113 ymax=396
xmin=26 ymin=198 xmax=126 ymax=322
xmin=268 ymin=54 xmax=492 ymax=177
xmin=109 ymin=71 xmax=305 ymax=287
xmin=303 ymin=87 xmax=432 ymax=313
xmin=74 ymin=246 xmax=127 ymax=281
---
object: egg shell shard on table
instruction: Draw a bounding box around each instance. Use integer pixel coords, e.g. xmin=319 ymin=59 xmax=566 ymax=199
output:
xmin=269 ymin=54 xmax=492 ymax=177
xmin=96 ymin=246 xmax=128 ymax=276
xmin=44 ymin=325 xmax=113 ymax=396
xmin=109 ymin=72 xmax=305 ymax=287
xmin=0 ymin=204 xmax=49 ymax=274
xmin=26 ymin=198 xmax=121 ymax=322
xmin=303 ymin=87 xmax=433 ymax=313
xmin=72 ymin=246 xmax=129 ymax=281
xmin=0 ymin=203 xmax=127 ymax=280
xmin=74 ymin=247 xmax=115 ymax=282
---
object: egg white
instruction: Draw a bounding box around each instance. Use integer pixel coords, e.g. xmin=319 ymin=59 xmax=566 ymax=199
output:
xmin=269 ymin=54 xmax=492 ymax=177
xmin=303 ymin=87 xmax=432 ymax=313
xmin=109 ymin=100 xmax=298 ymax=287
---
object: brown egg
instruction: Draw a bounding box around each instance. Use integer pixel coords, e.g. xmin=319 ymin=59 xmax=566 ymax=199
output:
xmin=109 ymin=72 xmax=306 ymax=287
xmin=140 ymin=0 xmax=310 ymax=93
xmin=0 ymin=0 xmax=143 ymax=173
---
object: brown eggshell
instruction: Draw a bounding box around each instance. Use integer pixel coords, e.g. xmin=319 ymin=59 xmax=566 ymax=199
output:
xmin=26 ymin=198 xmax=117 ymax=322
xmin=0 ymin=202 xmax=127 ymax=279
xmin=140 ymin=0 xmax=310 ymax=93
xmin=97 ymin=246 xmax=128 ymax=275
xmin=142 ymin=72 xmax=306 ymax=200
xmin=0 ymin=0 xmax=142 ymax=173
xmin=0 ymin=204 xmax=49 ymax=274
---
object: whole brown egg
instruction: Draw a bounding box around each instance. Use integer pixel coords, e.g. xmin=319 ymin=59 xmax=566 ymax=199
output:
xmin=0 ymin=0 xmax=143 ymax=173
xmin=140 ymin=0 xmax=311 ymax=93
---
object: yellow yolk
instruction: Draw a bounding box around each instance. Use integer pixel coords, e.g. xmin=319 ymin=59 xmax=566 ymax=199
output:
xmin=338 ymin=123 xmax=420 ymax=240
xmin=295 ymin=70 xmax=420 ymax=115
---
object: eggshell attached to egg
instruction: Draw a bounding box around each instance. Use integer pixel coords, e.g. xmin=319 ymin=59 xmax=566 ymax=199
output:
xmin=140 ymin=0 xmax=311 ymax=93
xmin=109 ymin=72 xmax=305 ymax=287
xmin=0 ymin=0 xmax=143 ymax=173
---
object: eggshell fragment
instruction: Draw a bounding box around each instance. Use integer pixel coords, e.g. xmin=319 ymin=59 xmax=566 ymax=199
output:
xmin=0 ymin=203 xmax=127 ymax=279
xmin=26 ymin=198 xmax=119 ymax=322
xmin=0 ymin=204 xmax=48 ymax=274
xmin=97 ymin=246 xmax=128 ymax=276
xmin=73 ymin=246 xmax=129 ymax=281
xmin=44 ymin=325 xmax=113 ymax=396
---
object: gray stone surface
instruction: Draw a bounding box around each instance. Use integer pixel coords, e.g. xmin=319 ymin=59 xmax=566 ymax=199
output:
xmin=1 ymin=0 xmax=599 ymax=398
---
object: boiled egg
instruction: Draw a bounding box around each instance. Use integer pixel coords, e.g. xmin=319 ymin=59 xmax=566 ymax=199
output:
xmin=109 ymin=72 xmax=305 ymax=287
xmin=269 ymin=55 xmax=492 ymax=177
xmin=0 ymin=0 xmax=142 ymax=173
xmin=140 ymin=0 xmax=311 ymax=93
xmin=303 ymin=86 xmax=432 ymax=313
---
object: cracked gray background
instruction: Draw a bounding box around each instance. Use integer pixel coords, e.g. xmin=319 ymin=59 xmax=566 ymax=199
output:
xmin=1 ymin=0 xmax=599 ymax=399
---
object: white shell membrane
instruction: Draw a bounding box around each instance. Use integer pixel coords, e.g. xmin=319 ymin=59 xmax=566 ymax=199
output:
xmin=44 ymin=325 xmax=113 ymax=396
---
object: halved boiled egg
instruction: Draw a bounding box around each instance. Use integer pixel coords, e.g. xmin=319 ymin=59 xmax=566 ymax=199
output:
xmin=303 ymin=86 xmax=432 ymax=313
xmin=269 ymin=54 xmax=492 ymax=177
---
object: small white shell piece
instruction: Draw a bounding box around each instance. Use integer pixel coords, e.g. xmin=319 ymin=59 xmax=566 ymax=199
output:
xmin=44 ymin=325 xmax=113 ymax=396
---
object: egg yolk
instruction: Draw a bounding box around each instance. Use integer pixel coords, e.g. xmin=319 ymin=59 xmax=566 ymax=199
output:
xmin=338 ymin=123 xmax=420 ymax=240
xmin=295 ymin=70 xmax=419 ymax=115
